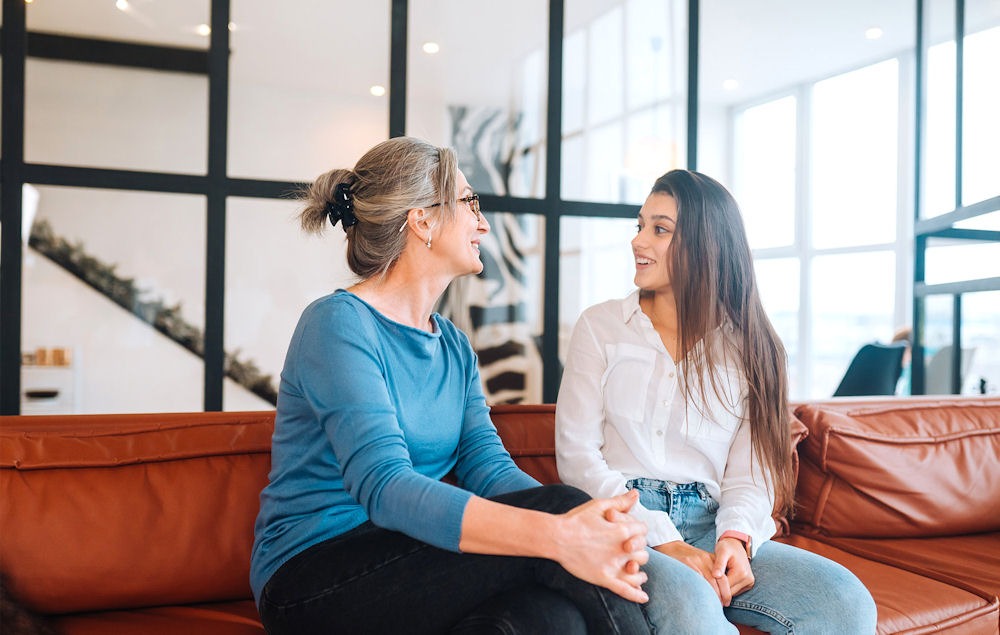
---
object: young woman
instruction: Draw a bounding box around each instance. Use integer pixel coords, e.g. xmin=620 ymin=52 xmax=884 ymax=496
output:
xmin=556 ymin=169 xmax=877 ymax=634
xmin=250 ymin=136 xmax=653 ymax=635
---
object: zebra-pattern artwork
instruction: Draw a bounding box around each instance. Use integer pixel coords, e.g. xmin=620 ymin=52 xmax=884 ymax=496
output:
xmin=439 ymin=105 xmax=544 ymax=404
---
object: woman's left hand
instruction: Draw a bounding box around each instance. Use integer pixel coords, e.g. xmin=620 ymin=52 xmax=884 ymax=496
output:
xmin=713 ymin=538 xmax=755 ymax=604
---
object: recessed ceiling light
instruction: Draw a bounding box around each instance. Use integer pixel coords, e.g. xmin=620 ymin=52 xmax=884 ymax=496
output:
xmin=422 ymin=42 xmax=440 ymax=54
xmin=722 ymin=79 xmax=739 ymax=91
xmin=24 ymin=0 xmax=34 ymax=5
xmin=115 ymin=0 xmax=129 ymax=11
xmin=865 ymin=27 xmax=883 ymax=40
xmin=228 ymin=22 xmax=237 ymax=32
xmin=370 ymin=85 xmax=387 ymax=97
xmin=196 ymin=23 xmax=211 ymax=37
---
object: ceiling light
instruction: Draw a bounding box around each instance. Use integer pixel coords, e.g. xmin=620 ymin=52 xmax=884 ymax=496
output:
xmin=865 ymin=27 xmax=883 ymax=40
xmin=370 ymin=85 xmax=387 ymax=97
xmin=25 ymin=0 xmax=34 ymax=5
xmin=228 ymin=22 xmax=237 ymax=32
xmin=722 ymin=79 xmax=739 ymax=91
xmin=115 ymin=0 xmax=129 ymax=10
xmin=196 ymin=23 xmax=211 ymax=36
xmin=422 ymin=42 xmax=440 ymax=54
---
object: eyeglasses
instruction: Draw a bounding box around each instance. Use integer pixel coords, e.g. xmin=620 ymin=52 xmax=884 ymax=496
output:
xmin=429 ymin=194 xmax=481 ymax=222
xmin=398 ymin=194 xmax=482 ymax=232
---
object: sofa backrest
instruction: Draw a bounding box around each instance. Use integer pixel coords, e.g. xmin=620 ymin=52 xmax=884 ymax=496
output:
xmin=0 ymin=411 xmax=275 ymax=614
xmin=490 ymin=404 xmax=560 ymax=483
xmin=793 ymin=397 xmax=1000 ymax=538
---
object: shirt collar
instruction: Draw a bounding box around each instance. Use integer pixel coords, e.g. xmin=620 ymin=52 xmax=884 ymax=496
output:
xmin=621 ymin=288 xmax=644 ymax=324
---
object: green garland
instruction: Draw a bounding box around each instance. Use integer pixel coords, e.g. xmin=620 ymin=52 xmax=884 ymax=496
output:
xmin=28 ymin=219 xmax=278 ymax=405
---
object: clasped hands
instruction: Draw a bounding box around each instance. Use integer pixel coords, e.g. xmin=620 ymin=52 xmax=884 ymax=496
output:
xmin=555 ymin=489 xmax=650 ymax=603
xmin=655 ymin=537 xmax=755 ymax=606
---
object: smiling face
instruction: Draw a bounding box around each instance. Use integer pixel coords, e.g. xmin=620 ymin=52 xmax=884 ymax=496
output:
xmin=435 ymin=169 xmax=490 ymax=277
xmin=632 ymin=192 xmax=678 ymax=295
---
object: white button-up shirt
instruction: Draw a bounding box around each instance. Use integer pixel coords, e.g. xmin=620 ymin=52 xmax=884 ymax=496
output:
xmin=555 ymin=290 xmax=776 ymax=553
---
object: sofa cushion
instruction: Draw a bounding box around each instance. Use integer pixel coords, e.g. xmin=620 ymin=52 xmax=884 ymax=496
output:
xmin=819 ymin=532 xmax=1000 ymax=605
xmin=793 ymin=397 xmax=1000 ymax=537
xmin=0 ymin=411 xmax=274 ymax=614
xmin=778 ymin=534 xmax=999 ymax=634
xmin=51 ymin=600 xmax=263 ymax=635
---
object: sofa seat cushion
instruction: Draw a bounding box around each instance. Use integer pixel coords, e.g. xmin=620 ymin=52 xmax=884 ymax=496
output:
xmin=794 ymin=397 xmax=1000 ymax=537
xmin=777 ymin=535 xmax=999 ymax=634
xmin=51 ymin=600 xmax=263 ymax=635
xmin=814 ymin=532 xmax=1000 ymax=605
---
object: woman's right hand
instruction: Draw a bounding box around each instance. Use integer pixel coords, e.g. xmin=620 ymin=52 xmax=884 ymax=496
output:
xmin=553 ymin=489 xmax=650 ymax=603
xmin=655 ymin=540 xmax=733 ymax=605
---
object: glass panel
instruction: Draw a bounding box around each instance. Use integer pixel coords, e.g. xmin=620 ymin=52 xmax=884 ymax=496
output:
xmin=25 ymin=59 xmax=208 ymax=174
xmin=229 ymin=1 xmax=389 ymax=182
xmin=962 ymin=290 xmax=1000 ymax=395
xmin=921 ymin=293 xmax=956 ymax=394
xmin=408 ymin=1 xmax=546 ymax=198
xmin=563 ymin=28 xmax=586 ymax=135
xmin=564 ymin=0 xmax=687 ymax=202
xmin=587 ymin=7 xmax=624 ymax=126
xmin=625 ymin=0 xmax=683 ymax=111
xmin=810 ymin=251 xmax=896 ymax=398
xmin=922 ymin=0 xmax=957 ymax=218
xmin=811 ymin=60 xmax=899 ymax=249
xmin=733 ymin=96 xmax=797 ymax=250
xmin=558 ymin=216 xmax=636 ymax=362
xmin=623 ymin=104 xmax=681 ymax=204
xmin=962 ymin=23 xmax=1000 ymax=206
xmin=439 ymin=212 xmax=546 ymax=404
xmin=224 ymin=197 xmax=356 ymax=411
xmin=585 ymin=121 xmax=625 ymax=202
xmin=754 ymin=258 xmax=800 ymax=398
xmin=925 ymin=239 xmax=1000 ymax=285
xmin=26 ymin=0 xmax=209 ymax=48
xmin=23 ymin=186 xmax=205 ymax=414
xmin=561 ymin=134 xmax=586 ymax=200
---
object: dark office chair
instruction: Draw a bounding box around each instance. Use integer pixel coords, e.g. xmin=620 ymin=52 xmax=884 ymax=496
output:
xmin=833 ymin=342 xmax=908 ymax=397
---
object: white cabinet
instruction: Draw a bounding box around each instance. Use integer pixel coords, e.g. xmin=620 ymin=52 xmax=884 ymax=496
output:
xmin=21 ymin=365 xmax=78 ymax=415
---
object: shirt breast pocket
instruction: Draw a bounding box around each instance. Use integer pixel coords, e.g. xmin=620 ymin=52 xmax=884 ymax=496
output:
xmin=601 ymin=343 xmax=656 ymax=423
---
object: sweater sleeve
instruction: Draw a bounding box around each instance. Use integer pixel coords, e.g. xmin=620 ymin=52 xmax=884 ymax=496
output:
xmin=295 ymin=301 xmax=471 ymax=552
xmin=451 ymin=331 xmax=540 ymax=497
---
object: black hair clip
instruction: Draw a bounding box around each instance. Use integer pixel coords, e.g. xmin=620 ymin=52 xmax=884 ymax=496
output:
xmin=326 ymin=182 xmax=358 ymax=231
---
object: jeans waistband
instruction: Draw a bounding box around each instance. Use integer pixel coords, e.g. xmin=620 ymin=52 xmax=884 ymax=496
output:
xmin=625 ymin=477 xmax=711 ymax=500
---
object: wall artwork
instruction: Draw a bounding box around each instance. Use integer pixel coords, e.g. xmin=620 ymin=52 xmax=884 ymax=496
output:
xmin=439 ymin=106 xmax=544 ymax=404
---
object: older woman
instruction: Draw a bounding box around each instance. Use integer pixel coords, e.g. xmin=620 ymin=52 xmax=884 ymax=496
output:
xmin=250 ymin=137 xmax=653 ymax=635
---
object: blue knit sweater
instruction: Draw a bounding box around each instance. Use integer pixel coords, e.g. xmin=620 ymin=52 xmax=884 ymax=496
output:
xmin=250 ymin=290 xmax=538 ymax=602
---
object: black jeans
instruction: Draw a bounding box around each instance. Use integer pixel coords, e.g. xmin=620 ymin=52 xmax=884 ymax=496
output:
xmin=258 ymin=484 xmax=652 ymax=634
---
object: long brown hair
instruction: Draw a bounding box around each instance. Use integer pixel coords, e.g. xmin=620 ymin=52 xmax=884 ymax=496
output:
xmin=651 ymin=169 xmax=794 ymax=516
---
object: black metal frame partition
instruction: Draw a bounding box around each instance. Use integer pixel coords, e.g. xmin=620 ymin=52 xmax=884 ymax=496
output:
xmin=910 ymin=0 xmax=1000 ymax=395
xmin=0 ymin=0 xmax=700 ymax=413
xmin=21 ymin=1 xmax=995 ymax=410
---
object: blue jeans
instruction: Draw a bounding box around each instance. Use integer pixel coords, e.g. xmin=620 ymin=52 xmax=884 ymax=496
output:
xmin=630 ymin=478 xmax=878 ymax=635
xmin=258 ymin=484 xmax=652 ymax=634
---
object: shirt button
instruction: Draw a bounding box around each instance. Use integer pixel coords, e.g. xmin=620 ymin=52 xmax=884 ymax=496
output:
xmin=668 ymin=371 xmax=675 ymax=378
xmin=656 ymin=430 xmax=664 ymax=436
xmin=662 ymin=400 xmax=669 ymax=406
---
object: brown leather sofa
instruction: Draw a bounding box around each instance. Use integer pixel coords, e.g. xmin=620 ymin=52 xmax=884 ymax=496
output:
xmin=2 ymin=397 xmax=998 ymax=634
